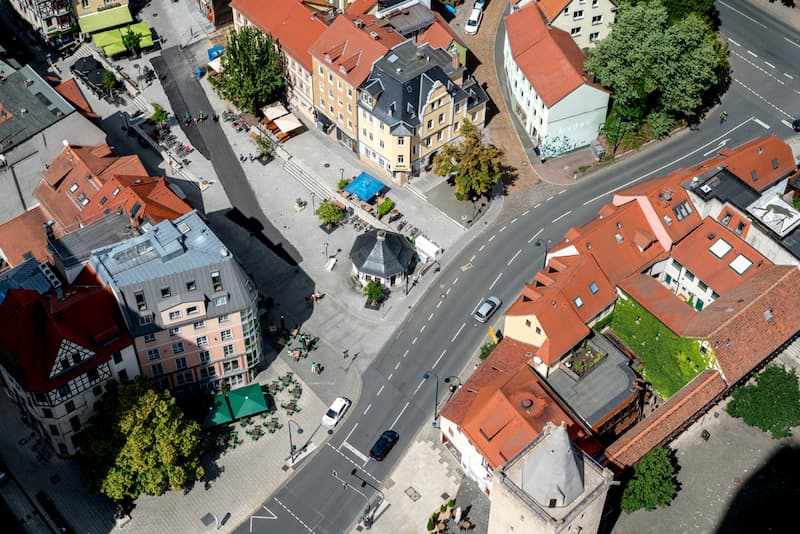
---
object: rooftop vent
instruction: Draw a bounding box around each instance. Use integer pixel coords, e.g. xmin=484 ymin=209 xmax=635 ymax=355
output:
xmin=377 ymin=230 xmax=386 ymax=241
xmin=519 ymin=398 xmax=535 ymax=412
xmin=354 ymin=18 xmax=364 ymax=27
xmin=370 ymin=31 xmax=379 ymax=39
xmin=662 ymin=191 xmax=672 ymax=201
xmin=220 ymin=248 xmax=230 ymax=257
xmin=707 ymin=233 xmax=716 ymax=240
xmin=24 ymin=79 xmax=33 ymax=87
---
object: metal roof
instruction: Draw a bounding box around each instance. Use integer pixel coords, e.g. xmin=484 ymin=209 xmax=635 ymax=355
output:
xmin=0 ymin=259 xmax=53 ymax=303
xmin=349 ymin=229 xmax=415 ymax=278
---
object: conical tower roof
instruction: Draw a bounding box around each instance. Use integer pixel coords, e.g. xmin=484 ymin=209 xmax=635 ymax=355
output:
xmin=520 ymin=423 xmax=585 ymax=507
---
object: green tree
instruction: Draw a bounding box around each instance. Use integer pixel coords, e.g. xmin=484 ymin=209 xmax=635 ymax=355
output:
xmin=151 ymin=104 xmax=169 ymax=125
xmin=432 ymin=120 xmax=503 ymax=198
xmin=621 ymin=447 xmax=678 ymax=512
xmin=479 ymin=342 xmax=497 ymax=361
xmin=585 ymin=2 xmax=728 ymax=121
xmin=622 ymin=0 xmax=716 ymax=23
xmin=79 ymin=377 xmax=204 ymax=501
xmin=363 ymin=280 xmax=384 ymax=303
xmin=122 ymin=28 xmax=142 ymax=55
xmin=316 ymin=200 xmax=343 ymax=226
xmin=727 ymin=365 xmax=800 ymax=439
xmin=101 ymin=70 xmax=118 ymax=91
xmin=254 ymin=134 xmax=273 ymax=158
xmin=214 ymin=26 xmax=284 ymax=113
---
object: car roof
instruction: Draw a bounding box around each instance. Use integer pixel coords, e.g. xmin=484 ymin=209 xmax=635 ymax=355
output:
xmin=331 ymin=397 xmax=348 ymax=410
xmin=469 ymin=8 xmax=482 ymax=17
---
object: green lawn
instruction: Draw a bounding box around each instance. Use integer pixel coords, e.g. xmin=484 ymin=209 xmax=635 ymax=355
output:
xmin=607 ymin=297 xmax=714 ymax=399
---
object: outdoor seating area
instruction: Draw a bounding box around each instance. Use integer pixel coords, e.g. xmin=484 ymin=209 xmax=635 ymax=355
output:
xmin=259 ymin=102 xmax=304 ymax=143
xmin=268 ymin=325 xmax=320 ymax=362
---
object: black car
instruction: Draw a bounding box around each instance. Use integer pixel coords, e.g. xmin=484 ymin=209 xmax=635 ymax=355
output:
xmin=793 ymin=118 xmax=800 ymax=132
xmin=369 ymin=430 xmax=399 ymax=461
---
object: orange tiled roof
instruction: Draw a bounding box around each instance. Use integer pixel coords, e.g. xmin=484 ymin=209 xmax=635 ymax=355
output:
xmin=345 ymin=0 xmax=377 ymax=15
xmin=556 ymin=202 xmax=669 ymax=284
xmin=535 ymin=0 xmax=571 ymax=21
xmin=683 ymin=265 xmax=800 ymax=384
xmin=617 ymin=274 xmax=697 ymax=335
xmin=605 ymin=370 xmax=726 ymax=468
xmin=310 ymin=14 xmax=405 ymax=88
xmin=418 ymin=12 xmax=466 ymax=51
xmin=705 ymin=135 xmax=795 ymax=193
xmin=230 ymin=0 xmax=330 ymax=72
xmin=53 ymin=79 xmax=99 ymax=120
xmin=614 ymin=171 xmax=703 ymax=248
xmin=671 ymin=217 xmax=771 ymax=296
xmin=505 ymin=3 xmax=607 ymax=108
xmin=0 ymin=206 xmax=61 ymax=267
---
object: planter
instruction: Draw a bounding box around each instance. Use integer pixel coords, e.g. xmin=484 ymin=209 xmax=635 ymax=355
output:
xmin=364 ymin=298 xmax=382 ymax=310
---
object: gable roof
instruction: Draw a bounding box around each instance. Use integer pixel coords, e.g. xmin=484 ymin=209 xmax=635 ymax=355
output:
xmin=710 ymin=135 xmax=795 ymax=193
xmin=417 ymin=11 xmax=466 ymax=51
xmin=310 ymin=14 xmax=405 ymax=88
xmin=534 ymin=0 xmax=571 ymax=21
xmin=617 ymin=274 xmax=697 ymax=335
xmin=0 ymin=206 xmax=62 ymax=267
xmin=230 ymin=0 xmax=331 ymax=72
xmin=683 ymin=265 xmax=800 ymax=384
xmin=0 ymin=272 xmax=131 ymax=393
xmin=505 ymin=3 xmax=607 ymax=108
xmin=53 ymin=79 xmax=99 ymax=120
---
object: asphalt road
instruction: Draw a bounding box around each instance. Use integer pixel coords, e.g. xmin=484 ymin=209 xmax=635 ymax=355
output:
xmin=238 ymin=2 xmax=800 ymax=532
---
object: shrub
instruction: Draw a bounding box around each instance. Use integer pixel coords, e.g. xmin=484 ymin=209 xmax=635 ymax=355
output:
xmin=439 ymin=503 xmax=446 ymax=512
xmin=377 ymin=199 xmax=394 ymax=218
xmin=621 ymin=447 xmax=678 ymax=512
xmin=151 ymin=104 xmax=168 ymax=125
xmin=427 ymin=516 xmax=435 ymax=531
xmin=363 ymin=280 xmax=384 ymax=303
xmin=447 ymin=498 xmax=455 ymax=507
xmin=102 ymin=70 xmax=118 ymax=91
xmin=480 ymin=342 xmax=497 ymax=361
xmin=337 ymin=178 xmax=349 ymax=191
xmin=316 ymin=201 xmax=343 ymax=226
xmin=646 ymin=110 xmax=675 ymax=140
xmin=727 ymin=365 xmax=800 ymax=438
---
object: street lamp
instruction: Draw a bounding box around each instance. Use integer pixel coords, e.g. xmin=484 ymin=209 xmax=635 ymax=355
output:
xmin=534 ymin=239 xmax=551 ymax=270
xmin=311 ymin=191 xmax=315 ymax=213
xmin=288 ymin=419 xmax=304 ymax=462
xmin=339 ymin=168 xmax=345 ymax=182
xmin=612 ymin=114 xmax=633 ymax=157
xmin=444 ymin=376 xmax=462 ymax=393
xmin=350 ymin=469 xmax=385 ymax=527
xmin=331 ymin=470 xmax=372 ymax=528
xmin=423 ymin=371 xmax=440 ymax=427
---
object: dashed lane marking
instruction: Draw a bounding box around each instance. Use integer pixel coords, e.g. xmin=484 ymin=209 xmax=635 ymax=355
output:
xmin=508 ymin=249 xmax=522 ymax=266
xmin=488 ymin=234 xmax=496 ymax=242
xmin=412 ymin=337 xmax=418 ymax=345
xmin=522 ymin=210 xmax=530 ymax=216
xmin=428 ymin=312 xmax=434 ymax=321
xmin=270 ymin=499 xmax=313 ymax=533
xmin=718 ymin=1 xmax=767 ymax=29
xmin=395 ymin=361 xmax=401 ymax=370
xmin=785 ymin=36 xmax=800 ymax=49
xmin=747 ymin=50 xmax=758 ymax=58
xmin=469 ymin=255 xmax=475 ymax=262
xmin=558 ymin=189 xmax=566 ymax=195
xmin=363 ymin=404 xmax=371 ymax=415
xmin=479 ymin=244 xmax=485 ymax=251
xmin=453 ymin=277 xmax=459 ymax=285
xmin=489 ymin=273 xmax=502 ymax=290
xmin=391 ymin=401 xmax=410 ymax=429
xmin=534 ymin=202 xmax=542 ymax=208
xmin=413 ymin=379 xmax=425 ymax=394
xmin=511 ymin=218 xmax=518 ymax=224
xmin=420 ymin=325 xmax=426 ymax=333
xmin=528 ymin=228 xmax=543 ymax=244
xmin=433 ymin=349 xmax=447 ymax=369
xmin=387 ymin=373 xmax=393 ymax=381
xmin=402 ymin=349 xmax=409 ymax=358
xmin=552 ymin=210 xmax=572 ymax=223
xmin=451 ymin=323 xmax=466 ymax=342
xmin=764 ymin=61 xmax=775 ymax=68
xmin=784 ymin=73 xmax=794 ymax=80
xmin=377 ymin=385 xmax=385 ymax=397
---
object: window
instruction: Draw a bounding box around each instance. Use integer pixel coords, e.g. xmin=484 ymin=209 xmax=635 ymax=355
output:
xmin=437 ymin=131 xmax=443 ymax=141
xmin=318 ymin=66 xmax=323 ymax=75
xmin=221 ymin=329 xmax=233 ymax=341
xmin=347 ymin=104 xmax=352 ymax=113
xmin=99 ymin=196 xmax=108 ymax=206
xmin=144 ymin=333 xmax=156 ymax=343
xmin=425 ymin=137 xmax=432 ymax=147
xmin=151 ymin=363 xmax=164 ymax=376
xmin=187 ymin=306 xmax=199 ymax=315
xmin=571 ymin=27 xmax=581 ymax=36
xmin=379 ymin=140 xmax=384 ymax=148
xmin=721 ymin=212 xmax=732 ymax=225
xmin=592 ymin=0 xmax=598 ymax=6
xmin=186 ymin=280 xmax=196 ymax=291
xmin=535 ymin=326 xmax=542 ymax=335
xmin=114 ymin=351 xmax=123 ymax=364
xmin=176 ymin=357 xmax=187 ymax=370
xmin=454 ymin=122 xmax=460 ymax=132
xmin=735 ymin=222 xmax=746 ymax=234
xmin=169 ymin=327 xmax=180 ymax=337
xmin=139 ymin=315 xmax=153 ymax=326
xmin=113 ymin=187 xmax=120 ymax=197
xmin=169 ymin=310 xmax=182 ymax=320
xmin=699 ymin=281 xmax=708 ymax=292
xmin=347 ymin=88 xmax=352 ymax=97
xmin=574 ymin=9 xmax=584 ymax=19
xmin=160 ymin=287 xmax=171 ymax=298
xmin=397 ymin=155 xmax=405 ymax=164
xmin=81 ymin=0 xmax=88 ymax=7
xmin=135 ymin=291 xmax=147 ymax=311
xmin=397 ymin=137 xmax=405 ymax=145
xmin=118 ymin=370 xmax=128 ymax=382
xmin=214 ymin=295 xmax=228 ymax=306
xmin=219 ymin=314 xmax=230 ymax=323
xmin=147 ymin=348 xmax=160 ymax=360
xmin=193 ymin=320 xmax=206 ymax=330
xmin=592 ymin=14 xmax=602 ymax=25
xmin=525 ymin=319 xmax=532 ymax=327
xmin=589 ymin=32 xmax=600 ymax=42
xmin=176 ymin=371 xmax=193 ymax=386
xmin=197 ymin=336 xmax=209 ymax=347
xmin=68 ymin=183 xmax=79 ymax=193
xmin=328 ymin=73 xmax=332 ymax=82
xmin=172 ymin=342 xmax=185 ymax=354
xmin=223 ymin=344 xmax=235 ymax=357
xmin=320 ymin=97 xmax=325 ymax=106
xmin=589 ymin=281 xmax=599 ymax=294
xmin=685 ymin=271 xmax=695 ymax=281
xmin=43 ymin=408 xmax=53 ymax=418
xmin=79 ymin=195 xmax=89 ymax=207
xmin=87 ymin=368 xmax=99 ymax=382
xmin=438 ymin=113 xmax=444 ymax=124
xmin=427 ymin=119 xmax=433 ymax=130
xmin=223 ymin=360 xmax=240 ymax=372
xmin=199 ymin=350 xmax=211 ymax=364
xmin=200 ymin=366 xmax=216 ymax=379
xmin=455 ymin=103 xmax=461 ymax=113
xmin=574 ymin=296 xmax=584 ymax=308
xmin=50 ymin=424 xmax=59 ymax=436
xmin=58 ymin=383 xmax=71 ymax=398
xmin=211 ymin=271 xmax=223 ymax=291
xmin=347 ymin=120 xmax=353 ymax=129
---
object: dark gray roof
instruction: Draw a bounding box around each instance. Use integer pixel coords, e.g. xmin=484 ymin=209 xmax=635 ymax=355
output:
xmin=90 ymin=211 xmax=258 ymax=337
xmin=358 ymin=40 xmax=488 ymax=132
xmin=349 ymin=229 xmax=415 ymax=278
xmin=546 ymin=335 xmax=638 ymax=427
xmin=50 ymin=211 xmax=141 ymax=272
xmin=384 ymin=4 xmax=434 ymax=36
xmin=0 ymin=65 xmax=75 ymax=154
xmin=0 ymin=259 xmax=54 ymax=303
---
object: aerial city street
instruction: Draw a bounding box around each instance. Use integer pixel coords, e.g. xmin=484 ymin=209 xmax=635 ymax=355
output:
xmin=0 ymin=0 xmax=799 ymax=533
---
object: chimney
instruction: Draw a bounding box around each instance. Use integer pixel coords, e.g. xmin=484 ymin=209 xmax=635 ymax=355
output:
xmin=450 ymin=51 xmax=460 ymax=69
xmin=377 ymin=230 xmax=386 ymax=241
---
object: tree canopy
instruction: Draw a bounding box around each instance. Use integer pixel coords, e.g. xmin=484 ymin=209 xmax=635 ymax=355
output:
xmin=727 ymin=365 xmax=800 ymax=439
xmin=432 ymin=120 xmax=503 ymax=198
xmin=151 ymin=104 xmax=169 ymax=125
xmin=622 ymin=0 xmax=716 ymax=24
xmin=621 ymin=447 xmax=678 ymax=512
xmin=213 ymin=26 xmax=284 ymax=113
xmin=316 ymin=201 xmax=343 ymax=226
xmin=122 ymin=28 xmax=142 ymax=55
xmin=79 ymin=378 xmax=204 ymax=501
xmin=364 ymin=280 xmax=384 ymax=303
xmin=585 ymin=1 xmax=729 ymax=123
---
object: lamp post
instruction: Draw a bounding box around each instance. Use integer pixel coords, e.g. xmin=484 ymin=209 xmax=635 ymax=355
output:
xmin=471 ymin=195 xmax=478 ymax=221
xmin=423 ymin=371 xmax=440 ymax=427
xmin=331 ymin=470 xmax=372 ymax=528
xmin=311 ymin=191 xmax=315 ymax=213
xmin=444 ymin=375 xmax=462 ymax=398
xmin=350 ymin=469 xmax=385 ymax=527
xmin=288 ymin=419 xmax=304 ymax=463
xmin=612 ymin=114 xmax=633 ymax=157
xmin=339 ymin=168 xmax=345 ymax=182
xmin=534 ymin=239 xmax=551 ymax=270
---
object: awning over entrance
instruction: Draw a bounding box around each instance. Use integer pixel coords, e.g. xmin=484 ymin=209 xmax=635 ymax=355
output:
xmin=78 ymin=6 xmax=133 ymax=34
xmin=344 ymin=172 xmax=386 ymax=201
xmin=202 ymin=383 xmax=270 ymax=428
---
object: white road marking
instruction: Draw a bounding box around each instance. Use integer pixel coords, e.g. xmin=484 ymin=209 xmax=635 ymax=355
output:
xmin=363 ymin=404 xmax=372 ymax=415
xmin=479 ymin=244 xmax=485 ymax=251
xmin=395 ymin=361 xmax=401 ymax=370
xmin=412 ymin=337 xmax=418 ymax=345
xmin=428 ymin=312 xmax=434 ymax=321
xmin=327 ymin=443 xmax=381 ymax=483
xmin=547 ymin=196 xmax=554 ymax=201
xmin=728 ymin=37 xmax=740 ymax=47
xmin=413 ymin=379 xmax=425 ymax=394
xmin=387 ymin=373 xmax=393 ymax=381
xmin=446 ymin=287 xmax=451 ymax=295
xmin=719 ymin=1 xmax=767 ymax=28
xmin=420 ymin=325 xmax=426 ymax=333
xmin=511 ymin=218 xmax=518 ymax=224
xmin=433 ymin=349 xmax=447 ymax=369
xmin=377 ymin=385 xmax=385 ymax=397
xmin=528 ymin=228 xmax=543 ymax=244
xmin=469 ymin=255 xmax=475 ymax=262
xmin=341 ymin=440 xmax=370 ymax=464
xmin=754 ymin=118 xmax=770 ymax=129
xmin=785 ymin=36 xmax=800 ymax=49
xmin=558 ymin=189 xmax=566 ymax=195
xmin=403 ymin=349 xmax=409 ymax=358
xmin=784 ymin=73 xmax=794 ymax=80
xmin=522 ymin=210 xmax=530 ymax=216
xmin=488 ymin=234 xmax=496 ymax=242
xmin=764 ymin=61 xmax=775 ymax=69
xmin=507 ymin=249 xmax=522 ymax=266
xmin=271 ymin=499 xmax=313 ymax=533
xmin=453 ymin=277 xmax=459 ymax=285
xmin=552 ymin=210 xmax=572 ymax=223
xmin=489 ymin=272 xmax=502 ymax=290
xmin=534 ymin=202 xmax=542 ymax=208
xmin=436 ymin=300 xmax=442 ymax=309
xmin=747 ymin=50 xmax=758 ymax=58
xmin=343 ymin=423 xmax=358 ymax=443
xmin=451 ymin=323 xmax=466 ymax=342
xmin=391 ymin=401 xmax=410 ymax=428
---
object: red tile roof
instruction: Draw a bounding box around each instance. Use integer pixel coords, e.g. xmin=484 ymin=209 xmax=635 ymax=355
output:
xmin=605 ymin=370 xmax=726 ymax=468
xmin=53 ymin=79 xmax=99 ymax=120
xmin=0 ymin=272 xmax=131 ymax=393
xmin=345 ymin=0 xmax=377 ymax=15
xmin=617 ymin=274 xmax=697 ymax=335
xmin=671 ymin=218 xmax=771 ymax=297
xmin=707 ymin=135 xmax=795 ymax=193
xmin=418 ymin=12 xmax=466 ymax=51
xmin=0 ymin=206 xmax=62 ymax=267
xmin=505 ymin=3 xmax=607 ymax=107
xmin=556 ymin=202 xmax=669 ymax=284
xmin=534 ymin=0 xmax=571 ymax=21
xmin=683 ymin=265 xmax=800 ymax=384
xmin=309 ymin=14 xmax=404 ymax=88
xmin=230 ymin=0 xmax=331 ymax=72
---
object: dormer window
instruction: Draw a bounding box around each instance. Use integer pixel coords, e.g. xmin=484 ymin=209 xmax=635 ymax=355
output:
xmin=68 ymin=183 xmax=79 ymax=193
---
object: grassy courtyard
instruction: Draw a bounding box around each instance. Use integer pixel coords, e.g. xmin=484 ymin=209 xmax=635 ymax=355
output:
xmin=605 ymin=297 xmax=714 ymax=399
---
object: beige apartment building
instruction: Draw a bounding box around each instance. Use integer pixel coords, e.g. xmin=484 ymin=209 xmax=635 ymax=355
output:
xmin=522 ymin=0 xmax=617 ymax=49
xmin=90 ymin=211 xmax=262 ymax=394
xmin=357 ymin=41 xmax=488 ymax=183
xmin=310 ymin=14 xmax=404 ymax=151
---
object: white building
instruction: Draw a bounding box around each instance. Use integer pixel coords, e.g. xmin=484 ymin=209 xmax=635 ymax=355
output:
xmin=518 ymin=0 xmax=617 ymax=50
xmin=504 ymin=2 xmax=609 ymax=160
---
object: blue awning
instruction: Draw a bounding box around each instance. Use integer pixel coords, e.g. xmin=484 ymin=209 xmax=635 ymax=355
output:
xmin=208 ymin=45 xmax=224 ymax=61
xmin=345 ymin=172 xmax=385 ymax=201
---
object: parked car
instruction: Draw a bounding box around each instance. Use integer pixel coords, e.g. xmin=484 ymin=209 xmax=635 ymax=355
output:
xmin=472 ymin=296 xmax=502 ymax=323
xmin=465 ymin=8 xmax=483 ymax=35
xmin=369 ymin=430 xmax=399 ymax=461
xmin=474 ymin=0 xmax=487 ymax=10
xmin=322 ymin=397 xmax=351 ymax=428
xmin=793 ymin=117 xmax=800 ymax=132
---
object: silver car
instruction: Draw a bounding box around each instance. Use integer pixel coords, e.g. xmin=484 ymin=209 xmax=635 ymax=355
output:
xmin=473 ymin=296 xmax=502 ymax=323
